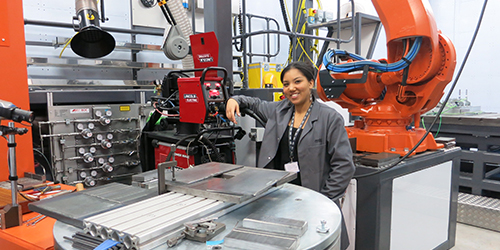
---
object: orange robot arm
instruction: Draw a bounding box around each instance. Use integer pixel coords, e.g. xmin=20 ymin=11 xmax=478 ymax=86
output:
xmin=318 ymin=0 xmax=456 ymax=155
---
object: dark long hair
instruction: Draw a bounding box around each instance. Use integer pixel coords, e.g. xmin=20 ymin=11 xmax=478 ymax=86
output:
xmin=280 ymin=61 xmax=315 ymax=83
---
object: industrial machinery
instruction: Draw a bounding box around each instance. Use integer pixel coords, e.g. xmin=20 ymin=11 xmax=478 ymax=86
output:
xmin=140 ymin=32 xmax=244 ymax=171
xmin=318 ymin=0 xmax=457 ymax=156
xmin=37 ymin=103 xmax=151 ymax=187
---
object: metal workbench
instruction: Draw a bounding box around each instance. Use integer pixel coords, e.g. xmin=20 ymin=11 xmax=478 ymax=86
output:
xmin=52 ymin=184 xmax=342 ymax=250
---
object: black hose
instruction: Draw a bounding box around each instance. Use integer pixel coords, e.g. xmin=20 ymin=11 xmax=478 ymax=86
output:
xmin=139 ymin=110 xmax=164 ymax=171
xmin=279 ymin=0 xmax=292 ymax=33
xmin=166 ymin=127 xmax=239 ymax=161
xmin=199 ymin=136 xmax=224 ymax=162
xmin=315 ymin=27 xmax=334 ymax=73
xmin=34 ymin=148 xmax=54 ymax=181
xmin=159 ymin=4 xmax=173 ymax=25
xmin=241 ymin=108 xmax=266 ymax=127
xmin=233 ymin=2 xmax=244 ymax=52
xmin=354 ymin=0 xmax=489 ymax=179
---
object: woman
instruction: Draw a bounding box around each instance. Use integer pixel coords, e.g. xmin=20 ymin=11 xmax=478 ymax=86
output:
xmin=226 ymin=61 xmax=355 ymax=249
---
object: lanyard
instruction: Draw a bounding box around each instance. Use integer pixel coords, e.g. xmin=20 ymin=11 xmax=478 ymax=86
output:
xmin=288 ymin=102 xmax=313 ymax=162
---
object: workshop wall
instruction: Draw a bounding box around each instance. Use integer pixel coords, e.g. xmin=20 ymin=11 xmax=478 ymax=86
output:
xmin=430 ymin=0 xmax=499 ymax=113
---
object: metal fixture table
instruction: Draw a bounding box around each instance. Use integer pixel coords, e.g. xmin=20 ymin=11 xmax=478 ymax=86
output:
xmin=53 ymin=184 xmax=342 ymax=250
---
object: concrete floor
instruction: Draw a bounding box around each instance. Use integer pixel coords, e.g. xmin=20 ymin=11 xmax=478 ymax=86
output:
xmin=452 ymin=223 xmax=500 ymax=250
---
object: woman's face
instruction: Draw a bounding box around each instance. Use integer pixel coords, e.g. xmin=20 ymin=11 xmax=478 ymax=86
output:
xmin=282 ymin=68 xmax=314 ymax=106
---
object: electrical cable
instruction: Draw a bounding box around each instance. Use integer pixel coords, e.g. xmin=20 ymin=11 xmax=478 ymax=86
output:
xmin=186 ymin=139 xmax=194 ymax=167
xmin=34 ymin=148 xmax=54 ymax=181
xmin=354 ymin=0 xmax=489 ymax=179
xmin=59 ymin=33 xmax=77 ymax=58
xmin=233 ymin=0 xmax=244 ymax=52
xmin=279 ymin=0 xmax=292 ymax=33
xmin=164 ymin=3 xmax=177 ymax=26
xmin=166 ymin=127 xmax=239 ymax=162
xmin=199 ymin=136 xmax=223 ymax=162
xmin=18 ymin=190 xmax=37 ymax=202
xmin=323 ymin=37 xmax=423 ymax=73
xmin=158 ymin=0 xmax=174 ymax=25
xmin=240 ymin=108 xmax=266 ymax=127
xmin=153 ymin=102 xmax=179 ymax=117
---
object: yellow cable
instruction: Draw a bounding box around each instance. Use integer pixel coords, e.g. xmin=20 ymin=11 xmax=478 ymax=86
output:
xmin=284 ymin=0 xmax=293 ymax=64
xmin=316 ymin=0 xmax=322 ymax=10
xmin=297 ymin=40 xmax=319 ymax=71
xmin=59 ymin=33 xmax=78 ymax=58
xmin=284 ymin=0 xmax=292 ymax=24
xmin=294 ymin=0 xmax=304 ymax=32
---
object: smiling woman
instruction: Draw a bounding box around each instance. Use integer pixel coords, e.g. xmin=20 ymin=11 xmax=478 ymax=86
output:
xmin=226 ymin=61 xmax=355 ymax=250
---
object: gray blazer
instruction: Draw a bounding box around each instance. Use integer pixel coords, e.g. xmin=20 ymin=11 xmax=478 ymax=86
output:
xmin=231 ymin=95 xmax=355 ymax=201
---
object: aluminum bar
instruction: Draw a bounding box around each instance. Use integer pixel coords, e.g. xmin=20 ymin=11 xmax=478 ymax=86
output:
xmin=242 ymin=214 xmax=307 ymax=236
xmin=110 ymin=197 xmax=206 ymax=233
xmin=129 ymin=200 xmax=226 ymax=248
xmin=84 ymin=192 xmax=180 ymax=224
xmin=224 ymin=227 xmax=298 ymax=250
xmin=96 ymin=194 xmax=194 ymax=229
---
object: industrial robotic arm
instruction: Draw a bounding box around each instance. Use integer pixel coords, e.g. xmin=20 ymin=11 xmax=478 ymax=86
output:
xmin=318 ymin=0 xmax=456 ymax=156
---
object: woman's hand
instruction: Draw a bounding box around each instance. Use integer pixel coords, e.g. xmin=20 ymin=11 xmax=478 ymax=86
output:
xmin=225 ymin=98 xmax=240 ymax=124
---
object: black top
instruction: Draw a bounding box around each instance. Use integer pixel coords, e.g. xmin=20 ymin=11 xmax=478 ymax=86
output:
xmin=265 ymin=126 xmax=302 ymax=186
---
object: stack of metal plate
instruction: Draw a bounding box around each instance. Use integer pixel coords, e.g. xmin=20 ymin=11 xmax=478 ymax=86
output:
xmin=132 ymin=162 xmax=244 ymax=189
xmin=224 ymin=214 xmax=307 ymax=250
xmin=165 ymin=165 xmax=296 ymax=204
xmin=28 ymin=183 xmax=157 ymax=228
xmin=83 ymin=191 xmax=232 ymax=250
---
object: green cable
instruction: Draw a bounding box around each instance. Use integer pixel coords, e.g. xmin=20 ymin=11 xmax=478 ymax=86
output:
xmin=435 ymin=116 xmax=442 ymax=137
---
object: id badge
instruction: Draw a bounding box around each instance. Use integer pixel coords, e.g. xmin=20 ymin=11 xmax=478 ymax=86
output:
xmin=284 ymin=161 xmax=300 ymax=172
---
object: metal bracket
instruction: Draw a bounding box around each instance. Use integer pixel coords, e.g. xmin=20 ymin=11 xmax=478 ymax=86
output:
xmin=157 ymin=160 xmax=177 ymax=195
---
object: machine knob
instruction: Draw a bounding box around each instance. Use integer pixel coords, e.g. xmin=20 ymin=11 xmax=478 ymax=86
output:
xmin=78 ymin=147 xmax=86 ymax=155
xmin=79 ymin=171 xmax=87 ymax=178
xmin=98 ymin=157 xmax=106 ymax=164
xmin=102 ymin=163 xmax=114 ymax=173
xmin=204 ymin=82 xmax=211 ymax=90
xmin=81 ymin=129 xmax=93 ymax=139
xmin=83 ymin=153 xmax=94 ymax=163
xmin=99 ymin=117 xmax=111 ymax=126
xmin=90 ymin=170 xmax=98 ymax=177
xmin=84 ymin=177 xmax=96 ymax=187
xmin=101 ymin=140 xmax=112 ymax=149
